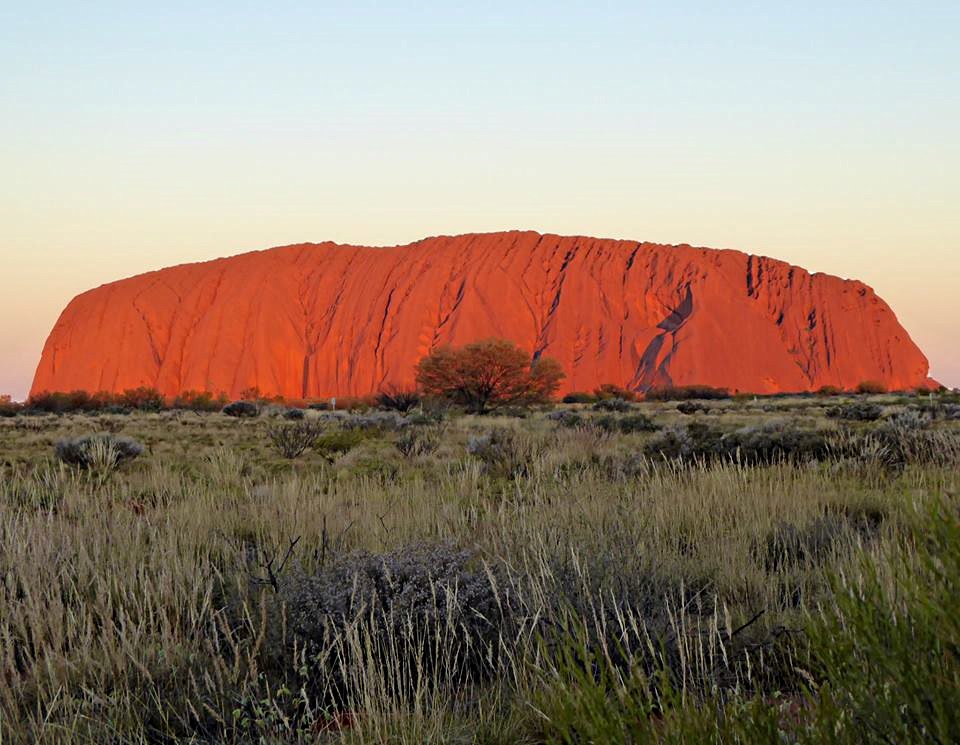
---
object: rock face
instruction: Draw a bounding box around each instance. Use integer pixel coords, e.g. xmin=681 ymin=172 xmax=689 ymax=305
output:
xmin=32 ymin=231 xmax=934 ymax=399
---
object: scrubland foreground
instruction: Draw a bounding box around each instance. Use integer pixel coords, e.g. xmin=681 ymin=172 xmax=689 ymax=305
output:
xmin=1 ymin=392 xmax=959 ymax=743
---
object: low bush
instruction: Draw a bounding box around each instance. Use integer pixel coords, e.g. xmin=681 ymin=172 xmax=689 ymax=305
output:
xmin=727 ymin=422 xmax=832 ymax=464
xmin=266 ymin=420 xmax=324 ymax=459
xmin=341 ymin=454 xmax=401 ymax=481
xmin=826 ymin=402 xmax=883 ymax=421
xmin=868 ymin=421 xmax=960 ymax=471
xmin=171 ymin=390 xmax=226 ymax=412
xmin=646 ymin=421 xmax=831 ymax=465
xmin=884 ymin=408 xmax=931 ymax=430
xmin=912 ymin=401 xmax=960 ymax=421
xmin=100 ymin=404 xmax=132 ymax=416
xmin=676 ymin=401 xmax=707 ymax=415
xmin=54 ymin=434 xmax=145 ymax=470
xmin=562 ymin=391 xmax=597 ymax=404
xmin=593 ymin=384 xmax=637 ymax=401
xmin=223 ymin=400 xmax=260 ymax=418
xmin=546 ymin=409 xmax=583 ymax=428
xmin=488 ymin=405 xmax=531 ymax=418
xmin=281 ymin=543 xmax=513 ymax=702
xmin=314 ymin=429 xmax=367 ymax=462
xmin=376 ymin=388 xmax=421 ymax=412
xmin=331 ymin=395 xmax=379 ymax=411
xmin=418 ymin=395 xmax=452 ymax=419
xmin=592 ymin=397 xmax=632 ymax=412
xmin=763 ymin=516 xmax=847 ymax=571
xmin=644 ymin=421 xmax=710 ymax=461
xmin=117 ymin=387 xmax=165 ymax=411
xmin=29 ymin=390 xmax=96 ymax=413
xmin=466 ymin=429 xmax=537 ymax=479
xmin=761 ymin=509 xmax=882 ymax=571
xmin=856 ymin=380 xmax=888 ymax=395
xmin=341 ymin=411 xmax=407 ymax=432
xmin=258 ymin=404 xmax=291 ymax=419
xmin=404 ymin=410 xmax=445 ymax=426
xmin=394 ymin=423 xmax=446 ymax=458
xmin=593 ymin=413 xmax=659 ymax=434
xmin=645 ymin=385 xmax=730 ymax=401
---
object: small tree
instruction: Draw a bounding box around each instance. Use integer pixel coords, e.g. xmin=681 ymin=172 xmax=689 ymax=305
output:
xmin=239 ymin=386 xmax=262 ymax=402
xmin=415 ymin=338 xmax=564 ymax=414
xmin=0 ymin=394 xmax=19 ymax=417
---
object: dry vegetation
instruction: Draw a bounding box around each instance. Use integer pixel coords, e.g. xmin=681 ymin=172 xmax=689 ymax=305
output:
xmin=1 ymin=391 xmax=958 ymax=743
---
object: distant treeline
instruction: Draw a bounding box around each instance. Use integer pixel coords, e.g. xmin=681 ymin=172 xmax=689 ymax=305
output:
xmin=1 ymin=387 xmax=392 ymax=416
xmin=1 ymin=379 xmax=947 ymax=419
xmin=562 ymin=380 xmax=936 ymax=404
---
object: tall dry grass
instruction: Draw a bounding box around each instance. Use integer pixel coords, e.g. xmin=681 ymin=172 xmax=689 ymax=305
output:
xmin=0 ymin=396 xmax=957 ymax=742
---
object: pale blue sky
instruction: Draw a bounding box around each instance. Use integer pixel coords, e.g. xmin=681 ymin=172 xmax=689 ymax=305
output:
xmin=3 ymin=2 xmax=958 ymax=398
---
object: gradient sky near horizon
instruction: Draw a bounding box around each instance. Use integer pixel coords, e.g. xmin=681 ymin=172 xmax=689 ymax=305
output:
xmin=3 ymin=2 xmax=958 ymax=400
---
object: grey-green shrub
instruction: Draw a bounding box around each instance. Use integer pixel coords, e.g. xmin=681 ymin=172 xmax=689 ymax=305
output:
xmin=676 ymin=401 xmax=707 ymax=415
xmin=593 ymin=413 xmax=659 ymax=434
xmin=266 ymin=420 xmax=323 ymax=459
xmin=547 ymin=408 xmax=583 ymax=428
xmin=54 ymin=434 xmax=144 ymax=469
xmin=342 ymin=411 xmax=407 ymax=431
xmin=466 ymin=429 xmax=537 ymax=478
xmin=760 ymin=509 xmax=882 ymax=571
xmin=281 ymin=542 xmax=513 ymax=703
xmin=314 ymin=428 xmax=366 ymax=462
xmin=826 ymin=401 xmax=883 ymax=421
xmin=394 ymin=424 xmax=445 ymax=458
xmin=223 ymin=400 xmax=260 ymax=418
xmin=646 ymin=420 xmax=831 ymax=465
xmin=592 ymin=397 xmax=632 ymax=412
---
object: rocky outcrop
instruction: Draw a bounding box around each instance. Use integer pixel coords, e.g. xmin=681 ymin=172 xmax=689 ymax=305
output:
xmin=31 ymin=231 xmax=934 ymax=398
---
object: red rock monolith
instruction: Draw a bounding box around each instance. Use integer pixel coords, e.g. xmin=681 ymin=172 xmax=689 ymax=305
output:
xmin=31 ymin=231 xmax=934 ymax=399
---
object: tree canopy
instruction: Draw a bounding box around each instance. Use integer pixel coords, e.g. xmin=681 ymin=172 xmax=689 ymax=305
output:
xmin=415 ymin=338 xmax=565 ymax=414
